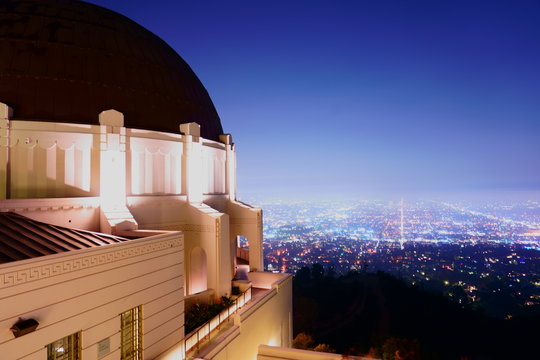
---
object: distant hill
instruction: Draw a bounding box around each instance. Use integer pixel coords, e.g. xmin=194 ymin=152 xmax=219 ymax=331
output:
xmin=293 ymin=265 xmax=538 ymax=360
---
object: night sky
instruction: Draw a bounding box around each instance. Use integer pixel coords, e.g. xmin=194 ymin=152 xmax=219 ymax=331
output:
xmin=88 ymin=0 xmax=540 ymax=201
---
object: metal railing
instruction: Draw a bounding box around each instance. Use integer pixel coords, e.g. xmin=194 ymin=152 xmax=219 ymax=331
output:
xmin=184 ymin=287 xmax=252 ymax=355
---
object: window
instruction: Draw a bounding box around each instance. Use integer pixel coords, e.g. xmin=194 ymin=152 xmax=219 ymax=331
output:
xmin=121 ymin=305 xmax=143 ymax=360
xmin=47 ymin=332 xmax=81 ymax=360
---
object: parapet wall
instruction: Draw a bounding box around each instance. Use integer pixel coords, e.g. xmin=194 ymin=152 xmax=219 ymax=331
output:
xmin=0 ymin=117 xmax=227 ymax=200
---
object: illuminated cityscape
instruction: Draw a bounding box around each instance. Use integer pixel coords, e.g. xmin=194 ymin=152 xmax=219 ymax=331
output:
xmin=260 ymin=199 xmax=540 ymax=316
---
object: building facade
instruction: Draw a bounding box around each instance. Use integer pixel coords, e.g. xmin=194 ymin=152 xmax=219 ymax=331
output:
xmin=0 ymin=1 xmax=292 ymax=359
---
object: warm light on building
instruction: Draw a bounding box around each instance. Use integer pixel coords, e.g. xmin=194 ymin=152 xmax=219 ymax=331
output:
xmin=0 ymin=1 xmax=297 ymax=359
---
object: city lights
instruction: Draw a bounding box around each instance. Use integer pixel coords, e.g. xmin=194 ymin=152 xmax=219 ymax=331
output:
xmin=261 ymin=199 xmax=540 ymax=311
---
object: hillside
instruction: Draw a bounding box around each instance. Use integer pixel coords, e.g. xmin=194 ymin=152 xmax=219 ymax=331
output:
xmin=293 ymin=265 xmax=538 ymax=360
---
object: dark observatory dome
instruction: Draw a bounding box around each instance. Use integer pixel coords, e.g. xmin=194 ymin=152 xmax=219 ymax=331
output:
xmin=0 ymin=0 xmax=223 ymax=141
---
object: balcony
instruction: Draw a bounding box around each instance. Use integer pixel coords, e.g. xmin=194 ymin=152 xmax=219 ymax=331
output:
xmin=184 ymin=272 xmax=292 ymax=360
xmin=184 ymin=288 xmax=252 ymax=356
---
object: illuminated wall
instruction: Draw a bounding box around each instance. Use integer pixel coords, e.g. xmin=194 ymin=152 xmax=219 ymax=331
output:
xmin=0 ymin=103 xmax=291 ymax=360
xmin=0 ymin=105 xmax=228 ymax=206
xmin=0 ymin=232 xmax=184 ymax=360
xmin=8 ymin=122 xmax=98 ymax=198
xmin=0 ymin=103 xmax=264 ymax=298
xmin=129 ymin=134 xmax=183 ymax=195
xmin=202 ymin=145 xmax=226 ymax=195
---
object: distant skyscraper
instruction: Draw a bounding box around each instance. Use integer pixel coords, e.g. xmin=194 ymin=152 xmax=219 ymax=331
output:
xmin=400 ymin=197 xmax=405 ymax=249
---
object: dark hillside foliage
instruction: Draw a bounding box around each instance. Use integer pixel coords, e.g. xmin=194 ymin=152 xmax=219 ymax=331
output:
xmin=293 ymin=265 xmax=538 ymax=360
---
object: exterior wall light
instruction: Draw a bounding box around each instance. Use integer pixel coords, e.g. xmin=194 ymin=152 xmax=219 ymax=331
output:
xmin=10 ymin=318 xmax=39 ymax=338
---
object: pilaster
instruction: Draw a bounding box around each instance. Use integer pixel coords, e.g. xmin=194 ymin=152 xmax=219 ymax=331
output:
xmin=220 ymin=134 xmax=236 ymax=201
xmin=98 ymin=110 xmax=137 ymax=234
xmin=0 ymin=103 xmax=12 ymax=199
xmin=181 ymin=122 xmax=203 ymax=204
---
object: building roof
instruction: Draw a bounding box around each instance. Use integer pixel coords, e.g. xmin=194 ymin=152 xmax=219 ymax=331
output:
xmin=0 ymin=0 xmax=223 ymax=141
xmin=0 ymin=212 xmax=129 ymax=264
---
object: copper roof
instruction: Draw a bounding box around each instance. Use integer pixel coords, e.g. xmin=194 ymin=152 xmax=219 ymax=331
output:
xmin=0 ymin=212 xmax=129 ymax=264
xmin=0 ymin=0 xmax=223 ymax=141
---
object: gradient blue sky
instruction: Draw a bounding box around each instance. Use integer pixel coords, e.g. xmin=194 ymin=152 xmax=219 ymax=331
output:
xmin=89 ymin=0 xmax=540 ymax=200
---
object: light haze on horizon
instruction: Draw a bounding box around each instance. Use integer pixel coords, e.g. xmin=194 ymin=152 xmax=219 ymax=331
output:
xmin=88 ymin=0 xmax=540 ymax=201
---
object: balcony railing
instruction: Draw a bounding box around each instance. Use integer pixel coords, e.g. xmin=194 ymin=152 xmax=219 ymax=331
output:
xmin=184 ymin=287 xmax=252 ymax=355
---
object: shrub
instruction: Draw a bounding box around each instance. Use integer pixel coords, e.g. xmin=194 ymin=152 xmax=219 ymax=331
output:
xmin=185 ymin=297 xmax=234 ymax=334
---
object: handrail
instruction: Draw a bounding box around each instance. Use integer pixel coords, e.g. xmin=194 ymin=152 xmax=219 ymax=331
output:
xmin=184 ymin=287 xmax=252 ymax=356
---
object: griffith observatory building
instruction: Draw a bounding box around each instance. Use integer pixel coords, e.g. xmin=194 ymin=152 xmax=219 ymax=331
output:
xmin=0 ymin=1 xmax=302 ymax=359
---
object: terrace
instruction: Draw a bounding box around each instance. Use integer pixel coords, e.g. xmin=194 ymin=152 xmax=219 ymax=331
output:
xmin=184 ymin=272 xmax=292 ymax=359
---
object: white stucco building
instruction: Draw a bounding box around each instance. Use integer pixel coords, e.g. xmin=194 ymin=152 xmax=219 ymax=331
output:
xmin=0 ymin=1 xmax=296 ymax=359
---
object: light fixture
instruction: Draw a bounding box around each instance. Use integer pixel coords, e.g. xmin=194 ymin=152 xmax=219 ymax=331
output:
xmin=10 ymin=318 xmax=39 ymax=338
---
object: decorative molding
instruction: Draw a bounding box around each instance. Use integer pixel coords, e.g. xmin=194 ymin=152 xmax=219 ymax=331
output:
xmin=215 ymin=218 xmax=221 ymax=244
xmin=9 ymin=127 xmax=96 ymax=149
xmin=0 ymin=199 xmax=99 ymax=212
xmin=257 ymin=211 xmax=262 ymax=233
xmin=129 ymin=137 xmax=183 ymax=155
xmin=177 ymin=223 xmax=214 ymax=233
xmin=11 ymin=137 xmax=94 ymax=151
xmin=0 ymin=236 xmax=182 ymax=289
xmin=149 ymin=223 xmax=214 ymax=233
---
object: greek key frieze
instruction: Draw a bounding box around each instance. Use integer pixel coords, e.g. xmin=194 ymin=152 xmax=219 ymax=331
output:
xmin=173 ymin=224 xmax=214 ymax=233
xmin=0 ymin=237 xmax=181 ymax=288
